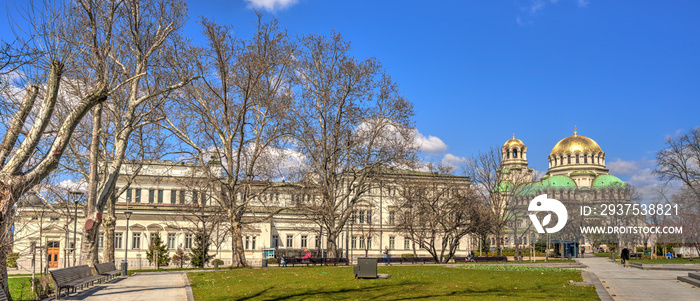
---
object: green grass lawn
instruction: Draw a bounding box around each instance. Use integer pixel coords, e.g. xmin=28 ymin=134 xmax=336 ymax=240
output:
xmin=629 ymin=258 xmax=700 ymax=264
xmin=188 ymin=265 xmax=598 ymax=300
xmin=469 ymin=259 xmax=576 ymax=264
xmin=8 ymin=277 xmax=34 ymax=301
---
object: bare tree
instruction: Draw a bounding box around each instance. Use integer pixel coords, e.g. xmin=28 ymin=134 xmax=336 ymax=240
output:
xmin=0 ymin=0 xmax=122 ymax=295
xmin=392 ymin=165 xmax=477 ymax=263
xmin=163 ymin=15 xmax=295 ymax=267
xmin=463 ymin=147 xmax=530 ymax=256
xmin=291 ymin=32 xmax=415 ymax=258
xmin=654 ymin=128 xmax=700 ymax=256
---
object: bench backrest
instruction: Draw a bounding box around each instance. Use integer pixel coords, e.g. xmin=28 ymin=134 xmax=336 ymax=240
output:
xmin=0 ymin=286 xmax=8 ymax=301
xmin=95 ymin=262 xmax=116 ymax=274
xmin=51 ymin=265 xmax=91 ymax=286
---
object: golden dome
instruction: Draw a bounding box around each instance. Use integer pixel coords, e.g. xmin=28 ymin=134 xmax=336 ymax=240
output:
xmin=550 ymin=134 xmax=602 ymax=155
xmin=504 ymin=133 xmax=525 ymax=149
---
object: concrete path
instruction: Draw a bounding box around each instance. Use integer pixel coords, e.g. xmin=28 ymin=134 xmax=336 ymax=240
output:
xmin=577 ymin=256 xmax=699 ymax=300
xmin=63 ymin=272 xmax=190 ymax=301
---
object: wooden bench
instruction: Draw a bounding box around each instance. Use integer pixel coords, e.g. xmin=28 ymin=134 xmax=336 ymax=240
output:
xmin=388 ymin=257 xmax=436 ymax=264
xmin=278 ymin=257 xmax=350 ymax=267
xmin=95 ymin=262 xmax=122 ymax=280
xmin=50 ymin=265 xmax=106 ymax=299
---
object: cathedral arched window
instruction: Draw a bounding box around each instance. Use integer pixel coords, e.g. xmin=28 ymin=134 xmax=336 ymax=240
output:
xmin=513 ymin=150 xmax=518 ymax=158
xmin=576 ymin=154 xmax=579 ymax=164
xmin=584 ymin=155 xmax=587 ymax=164
xmin=567 ymin=155 xmax=571 ymax=165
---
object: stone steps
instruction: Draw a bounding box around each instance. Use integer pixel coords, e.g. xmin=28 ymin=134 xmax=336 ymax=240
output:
xmin=677 ymin=273 xmax=700 ymax=288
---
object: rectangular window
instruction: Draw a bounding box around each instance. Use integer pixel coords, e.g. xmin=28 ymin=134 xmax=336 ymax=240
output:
xmin=135 ymin=189 xmax=141 ymax=203
xmin=126 ymin=189 xmax=132 ymax=203
xmin=132 ymin=232 xmax=141 ymax=250
xmin=179 ymin=190 xmax=185 ymax=204
xmin=351 ymin=236 xmax=357 ymax=249
xmin=158 ymin=189 xmax=164 ymax=204
xmin=192 ymin=190 xmax=199 ymax=205
xmin=115 ymin=233 xmax=123 ymax=249
xmin=252 ymin=236 xmax=256 ymax=250
xmin=389 ymin=211 xmax=395 ymax=225
xmin=170 ymin=190 xmax=177 ymax=204
xmin=286 ymin=235 xmax=293 ymax=248
xmin=168 ymin=233 xmax=176 ymax=249
xmin=358 ymin=210 xmax=365 ymax=224
xmin=185 ymin=234 xmax=193 ymax=249
xmin=272 ymin=235 xmax=279 ymax=248
xmin=389 ymin=236 xmax=395 ymax=249
xmin=149 ymin=189 xmax=155 ymax=203
xmin=301 ymin=235 xmax=307 ymax=248
xmin=98 ymin=232 xmax=104 ymax=249
xmin=404 ymin=237 xmax=410 ymax=250
xmin=315 ymin=236 xmax=320 ymax=248
xmin=150 ymin=233 xmax=156 ymax=245
xmin=245 ymin=236 xmax=250 ymax=250
xmin=366 ymin=210 xmax=371 ymax=224
xmin=359 ymin=236 xmax=365 ymax=249
xmin=366 ymin=237 xmax=371 ymax=249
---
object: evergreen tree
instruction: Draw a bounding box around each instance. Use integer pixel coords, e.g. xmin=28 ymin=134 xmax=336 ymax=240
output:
xmin=189 ymin=231 xmax=213 ymax=268
xmin=146 ymin=233 xmax=171 ymax=267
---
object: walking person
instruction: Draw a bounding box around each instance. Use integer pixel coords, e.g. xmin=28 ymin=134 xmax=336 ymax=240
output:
xmin=621 ymin=248 xmax=630 ymax=267
xmin=383 ymin=246 xmax=391 ymax=266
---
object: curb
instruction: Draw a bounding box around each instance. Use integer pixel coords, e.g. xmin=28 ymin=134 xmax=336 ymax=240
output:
xmin=587 ymin=271 xmax=614 ymax=301
xmin=184 ymin=273 xmax=195 ymax=301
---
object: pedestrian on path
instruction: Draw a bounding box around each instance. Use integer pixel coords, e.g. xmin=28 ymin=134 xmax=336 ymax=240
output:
xmin=383 ymin=246 xmax=391 ymax=266
xmin=621 ymin=248 xmax=630 ymax=267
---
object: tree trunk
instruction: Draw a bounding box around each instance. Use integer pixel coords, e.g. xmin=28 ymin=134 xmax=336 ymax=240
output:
xmin=0 ymin=242 xmax=8 ymax=301
xmin=230 ymin=221 xmax=246 ymax=267
xmin=80 ymin=103 xmax=103 ymax=267
xmin=102 ymin=195 xmax=116 ymax=263
xmin=326 ymin=231 xmax=339 ymax=258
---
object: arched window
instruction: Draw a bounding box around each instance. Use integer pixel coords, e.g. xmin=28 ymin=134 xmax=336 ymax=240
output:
xmin=576 ymin=154 xmax=579 ymax=164
xmin=584 ymin=155 xmax=587 ymax=164
xmin=567 ymin=155 xmax=571 ymax=164
xmin=513 ymin=150 xmax=518 ymax=158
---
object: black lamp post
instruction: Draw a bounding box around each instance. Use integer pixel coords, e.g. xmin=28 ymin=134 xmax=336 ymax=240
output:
xmin=123 ymin=210 xmax=133 ymax=275
xmin=69 ymin=190 xmax=84 ymax=267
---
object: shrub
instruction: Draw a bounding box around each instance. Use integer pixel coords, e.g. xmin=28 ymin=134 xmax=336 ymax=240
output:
xmin=267 ymin=258 xmax=278 ymax=264
xmin=212 ymin=259 xmax=224 ymax=266
xmin=7 ymin=252 xmax=19 ymax=268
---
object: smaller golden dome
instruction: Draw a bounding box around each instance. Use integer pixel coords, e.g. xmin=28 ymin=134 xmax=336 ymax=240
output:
xmin=550 ymin=134 xmax=602 ymax=155
xmin=504 ymin=133 xmax=525 ymax=149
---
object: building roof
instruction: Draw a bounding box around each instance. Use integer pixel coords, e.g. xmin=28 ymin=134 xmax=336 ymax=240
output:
xmin=592 ymin=174 xmax=625 ymax=187
xmin=550 ymin=133 xmax=603 ymax=155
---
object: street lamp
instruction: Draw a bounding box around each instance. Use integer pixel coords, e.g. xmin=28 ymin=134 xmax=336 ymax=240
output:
xmin=123 ymin=210 xmax=133 ymax=275
xmin=69 ymin=190 xmax=84 ymax=267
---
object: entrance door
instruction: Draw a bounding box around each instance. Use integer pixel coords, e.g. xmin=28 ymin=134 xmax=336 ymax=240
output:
xmin=47 ymin=241 xmax=60 ymax=268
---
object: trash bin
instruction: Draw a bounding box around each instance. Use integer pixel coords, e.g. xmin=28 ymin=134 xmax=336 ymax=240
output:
xmin=213 ymin=261 xmax=219 ymax=268
xmin=354 ymin=257 xmax=377 ymax=279
xmin=262 ymin=258 xmax=268 ymax=268
xmin=121 ymin=260 xmax=128 ymax=276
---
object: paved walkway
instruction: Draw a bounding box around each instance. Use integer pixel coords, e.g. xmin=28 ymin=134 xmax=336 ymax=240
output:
xmin=63 ymin=272 xmax=190 ymax=301
xmin=577 ymin=256 xmax=699 ymax=300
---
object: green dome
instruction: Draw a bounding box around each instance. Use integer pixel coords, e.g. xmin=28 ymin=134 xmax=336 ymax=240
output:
xmin=592 ymin=174 xmax=625 ymax=188
xmin=540 ymin=174 xmax=550 ymax=180
xmin=494 ymin=181 xmax=514 ymax=193
xmin=517 ymin=181 xmax=543 ymax=196
xmin=541 ymin=175 xmax=577 ymax=188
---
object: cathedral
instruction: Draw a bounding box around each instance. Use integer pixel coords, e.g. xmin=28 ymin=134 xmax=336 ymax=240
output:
xmin=498 ymin=128 xmax=630 ymax=251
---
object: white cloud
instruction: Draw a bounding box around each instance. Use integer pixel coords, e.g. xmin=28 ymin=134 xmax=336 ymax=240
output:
xmin=56 ymin=179 xmax=88 ymax=194
xmin=244 ymin=0 xmax=299 ymax=12
xmin=414 ymin=130 xmax=447 ymax=155
xmin=441 ymin=153 xmax=468 ymax=169
xmin=577 ymin=0 xmax=589 ymax=7
xmin=607 ymin=158 xmax=641 ymax=176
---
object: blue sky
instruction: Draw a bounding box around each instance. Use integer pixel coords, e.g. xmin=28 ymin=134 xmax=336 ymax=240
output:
xmin=184 ymin=0 xmax=699 ymax=189
xmin=3 ymin=1 xmax=699 ymax=191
